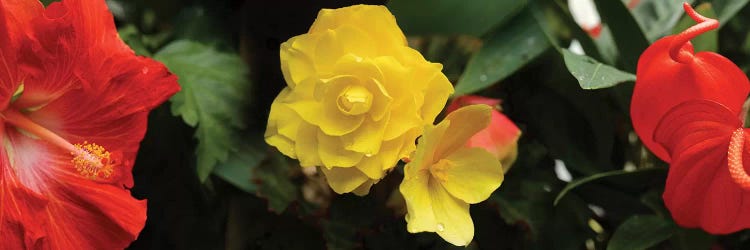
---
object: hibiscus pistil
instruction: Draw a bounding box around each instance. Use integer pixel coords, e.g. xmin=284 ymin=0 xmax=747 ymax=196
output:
xmin=1 ymin=108 xmax=116 ymax=180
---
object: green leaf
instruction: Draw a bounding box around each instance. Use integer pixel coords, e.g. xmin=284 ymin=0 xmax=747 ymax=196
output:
xmin=253 ymin=153 xmax=299 ymax=212
xmin=387 ymin=0 xmax=526 ymax=36
xmin=213 ymin=141 xmax=266 ymax=194
xmin=630 ymin=0 xmax=695 ymax=42
xmin=554 ymin=168 xmax=666 ymax=205
xmin=593 ymin=0 xmax=650 ymax=72
xmin=607 ymin=215 xmax=677 ymax=250
xmin=672 ymin=3 xmax=718 ymax=52
xmin=155 ymin=40 xmax=250 ymax=182
xmin=454 ymin=9 xmax=550 ymax=95
xmin=713 ymin=0 xmax=750 ymax=26
xmin=118 ymin=25 xmax=151 ymax=56
xmin=562 ymin=49 xmax=635 ymax=90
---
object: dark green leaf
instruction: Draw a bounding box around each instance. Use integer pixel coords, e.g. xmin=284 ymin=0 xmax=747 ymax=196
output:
xmin=155 ymin=40 xmax=250 ymax=182
xmin=630 ymin=0 xmax=695 ymax=42
xmin=672 ymin=3 xmax=718 ymax=52
xmin=253 ymin=153 xmax=299 ymax=212
xmin=607 ymin=215 xmax=677 ymax=250
xmin=387 ymin=0 xmax=526 ymax=36
xmin=213 ymin=141 xmax=266 ymax=194
xmin=554 ymin=168 xmax=666 ymax=205
xmin=118 ymin=25 xmax=151 ymax=56
xmin=562 ymin=49 xmax=635 ymax=90
xmin=454 ymin=9 xmax=550 ymax=95
xmin=713 ymin=0 xmax=750 ymax=26
xmin=593 ymin=0 xmax=650 ymax=72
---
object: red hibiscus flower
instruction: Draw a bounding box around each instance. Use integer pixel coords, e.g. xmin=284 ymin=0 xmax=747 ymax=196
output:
xmin=631 ymin=3 xmax=750 ymax=162
xmin=446 ymin=95 xmax=521 ymax=172
xmin=0 ymin=0 xmax=179 ymax=249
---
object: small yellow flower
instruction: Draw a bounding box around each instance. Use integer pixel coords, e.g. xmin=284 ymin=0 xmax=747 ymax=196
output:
xmin=400 ymin=105 xmax=504 ymax=246
xmin=265 ymin=5 xmax=454 ymax=195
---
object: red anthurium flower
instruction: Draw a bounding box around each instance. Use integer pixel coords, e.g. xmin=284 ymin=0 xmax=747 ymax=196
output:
xmin=654 ymin=99 xmax=750 ymax=234
xmin=0 ymin=0 xmax=179 ymax=249
xmin=631 ymin=3 xmax=750 ymax=162
xmin=446 ymin=96 xmax=521 ymax=172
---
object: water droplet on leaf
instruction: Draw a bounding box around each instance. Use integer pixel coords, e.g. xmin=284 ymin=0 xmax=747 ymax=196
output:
xmin=479 ymin=75 xmax=487 ymax=82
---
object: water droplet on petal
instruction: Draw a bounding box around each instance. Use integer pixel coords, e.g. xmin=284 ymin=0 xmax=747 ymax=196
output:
xmin=365 ymin=153 xmax=373 ymax=157
xmin=141 ymin=67 xmax=149 ymax=74
xmin=436 ymin=223 xmax=445 ymax=232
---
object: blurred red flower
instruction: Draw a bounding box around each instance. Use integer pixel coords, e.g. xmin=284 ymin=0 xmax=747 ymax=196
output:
xmin=0 ymin=0 xmax=179 ymax=248
xmin=446 ymin=95 xmax=521 ymax=172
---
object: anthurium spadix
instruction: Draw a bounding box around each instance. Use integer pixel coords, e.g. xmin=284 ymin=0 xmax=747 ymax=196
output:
xmin=0 ymin=0 xmax=179 ymax=248
xmin=631 ymin=3 xmax=750 ymax=162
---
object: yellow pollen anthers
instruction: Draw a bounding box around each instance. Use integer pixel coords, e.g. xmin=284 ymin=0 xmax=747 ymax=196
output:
xmin=71 ymin=141 xmax=115 ymax=180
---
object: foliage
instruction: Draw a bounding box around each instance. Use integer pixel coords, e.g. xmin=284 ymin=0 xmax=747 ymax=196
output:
xmin=108 ymin=0 xmax=750 ymax=249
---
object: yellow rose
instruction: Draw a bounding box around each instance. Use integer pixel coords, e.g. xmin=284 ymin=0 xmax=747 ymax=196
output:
xmin=400 ymin=105 xmax=504 ymax=246
xmin=265 ymin=5 xmax=454 ymax=195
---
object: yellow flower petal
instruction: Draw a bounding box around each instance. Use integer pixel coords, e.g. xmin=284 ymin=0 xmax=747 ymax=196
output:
xmin=342 ymin=113 xmax=389 ymax=155
xmin=399 ymin=167 xmax=437 ymax=233
xmin=319 ymin=166 xmax=370 ymax=194
xmin=351 ymin=179 xmax=376 ymax=196
xmin=318 ymin=131 xmax=363 ymax=168
xmin=295 ymin=123 xmax=322 ymax=167
xmin=435 ymin=105 xmax=492 ymax=159
xmin=280 ymin=36 xmax=318 ymax=87
xmin=265 ymin=134 xmax=296 ymax=158
xmin=309 ymin=5 xmax=406 ymax=49
xmin=434 ymin=147 xmax=504 ymax=204
xmin=428 ymin=180 xmax=474 ymax=246
xmin=418 ymin=64 xmax=454 ymax=124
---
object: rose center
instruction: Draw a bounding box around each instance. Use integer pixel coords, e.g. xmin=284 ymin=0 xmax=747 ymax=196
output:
xmin=1 ymin=108 xmax=116 ymax=180
xmin=337 ymin=85 xmax=372 ymax=115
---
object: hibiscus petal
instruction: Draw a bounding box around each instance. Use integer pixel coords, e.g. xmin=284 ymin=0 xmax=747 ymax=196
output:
xmin=4 ymin=125 xmax=146 ymax=249
xmin=437 ymin=147 xmax=503 ymax=204
xmin=0 ymin=0 xmax=42 ymax=110
xmin=428 ymin=180 xmax=473 ymax=246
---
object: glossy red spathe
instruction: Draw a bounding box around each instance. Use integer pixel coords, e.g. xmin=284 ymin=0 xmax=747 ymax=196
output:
xmin=654 ymin=99 xmax=750 ymax=234
xmin=0 ymin=0 xmax=179 ymax=249
xmin=631 ymin=3 xmax=750 ymax=162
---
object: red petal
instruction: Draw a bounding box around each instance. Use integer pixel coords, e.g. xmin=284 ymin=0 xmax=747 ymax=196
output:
xmin=654 ymin=100 xmax=750 ymax=233
xmin=2 ymin=126 xmax=146 ymax=249
xmin=15 ymin=0 xmax=179 ymax=110
xmin=445 ymin=95 xmax=501 ymax=113
xmin=631 ymin=36 xmax=750 ymax=162
xmin=0 ymin=0 xmax=43 ymax=110
xmin=466 ymin=109 xmax=521 ymax=159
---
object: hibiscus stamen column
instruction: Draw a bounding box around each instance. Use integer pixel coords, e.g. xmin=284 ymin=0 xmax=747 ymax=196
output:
xmin=1 ymin=108 xmax=116 ymax=179
xmin=669 ymin=2 xmax=719 ymax=63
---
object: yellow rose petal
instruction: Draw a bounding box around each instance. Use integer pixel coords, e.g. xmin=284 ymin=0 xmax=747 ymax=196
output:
xmin=317 ymin=131 xmax=363 ymax=168
xmin=295 ymin=123 xmax=323 ymax=167
xmin=342 ymin=113 xmax=389 ymax=155
xmin=435 ymin=147 xmax=504 ymax=204
xmin=428 ymin=180 xmax=474 ymax=246
xmin=351 ymin=179 xmax=376 ymax=196
xmin=435 ymin=105 xmax=492 ymax=159
xmin=319 ymin=166 xmax=370 ymax=194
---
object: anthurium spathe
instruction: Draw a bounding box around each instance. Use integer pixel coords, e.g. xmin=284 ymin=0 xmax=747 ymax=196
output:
xmin=265 ymin=4 xmax=453 ymax=195
xmin=0 ymin=0 xmax=179 ymax=249
xmin=400 ymin=105 xmax=504 ymax=246
xmin=654 ymin=99 xmax=750 ymax=234
xmin=445 ymin=95 xmax=521 ymax=173
xmin=631 ymin=3 xmax=750 ymax=162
